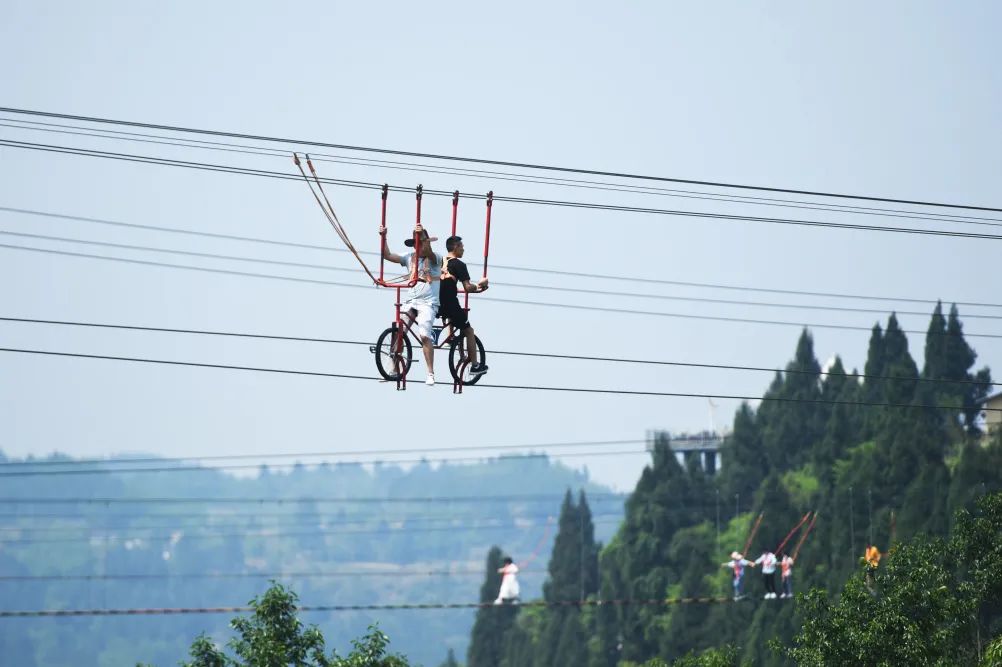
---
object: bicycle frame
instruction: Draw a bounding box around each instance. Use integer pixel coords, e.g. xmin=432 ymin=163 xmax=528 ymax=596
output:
xmin=374 ymin=186 xmax=493 ymax=390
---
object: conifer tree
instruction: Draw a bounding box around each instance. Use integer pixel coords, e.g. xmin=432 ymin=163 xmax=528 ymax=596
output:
xmin=719 ymin=403 xmax=765 ymax=503
xmin=757 ymin=330 xmax=825 ymax=470
xmin=943 ymin=305 xmax=993 ymax=433
xmin=816 ymin=359 xmax=861 ymax=466
xmin=532 ymin=489 xmax=601 ymax=667
xmin=881 ymin=314 xmax=918 ymax=406
xmin=862 ymin=323 xmax=886 ymax=406
xmin=922 ymin=301 xmax=949 ymax=382
xmin=468 ymin=547 xmax=518 ymax=667
xmin=438 ymin=648 xmax=459 ymax=667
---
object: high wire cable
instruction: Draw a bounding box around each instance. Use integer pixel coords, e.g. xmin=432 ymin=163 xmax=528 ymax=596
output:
xmin=0 ymin=448 xmax=654 ymax=478
xmin=3 ymin=116 xmax=1000 ymax=228
xmin=4 ymin=228 xmax=1002 ymax=322
xmin=6 ymin=205 xmax=1002 ymax=310
xmin=0 ymin=436 xmax=647 ymax=468
xmin=0 ymin=490 xmax=728 ymax=509
xmin=1 ymin=346 xmax=999 ymax=413
xmin=1 ymin=241 xmax=1002 ymax=338
xmin=0 ymin=596 xmax=733 ymax=617
xmin=0 ymin=517 xmax=623 ymax=546
xmin=0 ymin=511 xmax=625 ymax=535
xmin=3 ymin=138 xmax=1002 ymax=241
xmin=0 ymin=507 xmax=626 ymax=525
xmin=2 ymin=316 xmax=998 ymax=386
xmin=0 ymin=568 xmax=546 ymax=582
xmin=0 ymin=493 xmax=626 ymax=506
xmin=0 ymin=508 xmax=599 ymax=521
xmin=1 ymin=105 xmax=998 ymax=213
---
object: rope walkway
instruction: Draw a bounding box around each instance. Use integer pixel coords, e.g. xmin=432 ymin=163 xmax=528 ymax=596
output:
xmin=0 ymin=596 xmax=735 ymax=618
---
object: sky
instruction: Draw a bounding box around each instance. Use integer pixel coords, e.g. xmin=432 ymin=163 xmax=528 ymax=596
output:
xmin=1 ymin=1 xmax=1001 ymax=491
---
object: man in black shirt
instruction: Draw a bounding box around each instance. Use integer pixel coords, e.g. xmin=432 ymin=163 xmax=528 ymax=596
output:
xmin=440 ymin=235 xmax=489 ymax=376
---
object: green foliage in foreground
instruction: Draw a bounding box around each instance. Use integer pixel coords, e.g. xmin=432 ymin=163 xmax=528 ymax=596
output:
xmin=164 ymin=583 xmax=410 ymax=667
xmin=785 ymin=491 xmax=1002 ymax=666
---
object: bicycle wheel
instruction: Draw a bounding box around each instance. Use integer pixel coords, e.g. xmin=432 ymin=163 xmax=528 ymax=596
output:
xmin=374 ymin=325 xmax=413 ymax=381
xmin=448 ymin=334 xmax=486 ymax=385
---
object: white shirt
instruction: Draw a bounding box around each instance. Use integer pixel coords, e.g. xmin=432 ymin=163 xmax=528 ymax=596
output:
xmin=398 ymin=251 xmax=441 ymax=306
xmin=497 ymin=563 xmax=520 ymax=599
xmin=755 ymin=552 xmax=777 ymax=574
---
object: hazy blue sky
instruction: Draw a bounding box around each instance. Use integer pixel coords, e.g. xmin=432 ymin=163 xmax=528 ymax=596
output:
xmin=2 ymin=1 xmax=1000 ymax=490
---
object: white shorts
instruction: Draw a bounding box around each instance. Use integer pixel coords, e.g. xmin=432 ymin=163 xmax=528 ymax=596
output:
xmin=406 ymin=302 xmax=438 ymax=341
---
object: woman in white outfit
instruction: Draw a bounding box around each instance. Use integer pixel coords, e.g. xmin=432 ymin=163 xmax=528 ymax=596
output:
xmin=494 ymin=557 xmax=520 ymax=604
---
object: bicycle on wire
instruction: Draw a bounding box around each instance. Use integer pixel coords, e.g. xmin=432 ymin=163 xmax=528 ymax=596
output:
xmin=372 ymin=314 xmax=486 ymax=392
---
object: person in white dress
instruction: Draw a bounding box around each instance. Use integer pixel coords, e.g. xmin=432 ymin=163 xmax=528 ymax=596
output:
xmin=494 ymin=556 xmax=520 ymax=604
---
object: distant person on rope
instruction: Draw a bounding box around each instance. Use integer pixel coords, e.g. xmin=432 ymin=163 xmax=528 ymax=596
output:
xmin=753 ymin=548 xmax=778 ymax=599
xmin=864 ymin=545 xmax=882 ymax=596
xmin=440 ymin=235 xmax=489 ymax=376
xmin=721 ymin=551 xmax=753 ymax=601
xmin=380 ymin=223 xmax=442 ymax=386
xmin=494 ymin=556 xmax=520 ymax=605
xmin=779 ymin=552 xmax=794 ymax=599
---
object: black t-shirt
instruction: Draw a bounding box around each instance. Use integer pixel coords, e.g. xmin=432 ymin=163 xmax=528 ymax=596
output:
xmin=439 ymin=257 xmax=471 ymax=310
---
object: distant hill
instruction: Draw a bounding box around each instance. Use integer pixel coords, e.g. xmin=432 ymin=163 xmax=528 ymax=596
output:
xmin=0 ymin=452 xmax=624 ymax=667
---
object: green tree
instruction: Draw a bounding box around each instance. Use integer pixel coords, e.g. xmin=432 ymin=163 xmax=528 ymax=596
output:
xmin=177 ymin=583 xmax=409 ymax=667
xmin=670 ymin=644 xmax=746 ymax=666
xmin=816 ymin=359 xmax=862 ymax=466
xmin=438 ymin=648 xmax=460 ymax=667
xmin=861 ymin=322 xmax=887 ymax=437
xmin=533 ymin=489 xmax=599 ymax=667
xmin=467 ymin=547 xmax=518 ymax=667
xmin=718 ymin=403 xmax=765 ymax=508
xmin=786 ymin=492 xmax=1002 ymax=666
xmin=757 ymin=330 xmax=825 ymax=471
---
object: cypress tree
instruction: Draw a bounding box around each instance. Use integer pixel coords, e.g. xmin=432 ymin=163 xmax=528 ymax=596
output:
xmin=468 ymin=546 xmax=518 ymax=667
xmin=881 ymin=314 xmax=918 ymax=406
xmin=719 ymin=403 xmax=765 ymax=503
xmin=861 ymin=323 xmax=886 ymax=437
xmin=943 ymin=305 xmax=993 ymax=433
xmin=543 ymin=490 xmax=582 ymax=603
xmin=534 ymin=489 xmax=601 ymax=667
xmin=817 ymin=359 xmax=861 ymax=466
xmin=578 ymin=490 xmax=600 ymax=599
xmin=438 ymin=648 xmax=459 ymax=667
xmin=757 ymin=330 xmax=825 ymax=470
xmin=922 ymin=301 xmax=949 ymax=382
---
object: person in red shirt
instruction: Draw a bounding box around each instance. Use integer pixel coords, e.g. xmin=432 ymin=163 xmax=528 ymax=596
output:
xmin=780 ymin=552 xmax=795 ymax=599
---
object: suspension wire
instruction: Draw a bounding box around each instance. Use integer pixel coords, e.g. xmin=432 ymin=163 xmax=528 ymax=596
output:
xmin=0 ymin=568 xmax=547 ymax=582
xmin=3 ymin=242 xmax=1001 ymax=338
xmin=0 ymin=436 xmax=647 ymax=468
xmin=0 ymin=596 xmax=734 ymax=618
xmin=0 ymin=448 xmax=655 ymax=478
xmin=0 ymin=505 xmax=625 ymax=524
xmin=2 ymin=116 xmax=999 ymax=227
xmin=1 ymin=106 xmax=998 ymax=213
xmin=0 ymin=511 xmax=627 ymax=534
xmin=3 ymin=228 xmax=1002 ymax=322
xmin=2 ymin=317 xmax=998 ymax=388
xmin=0 ymin=517 xmax=624 ymax=546
xmin=3 ymin=138 xmax=1002 ymax=242
xmin=0 ymin=493 xmax=627 ymax=506
xmin=6 ymin=205 xmax=1002 ymax=310
xmin=1 ymin=346 xmax=999 ymax=413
